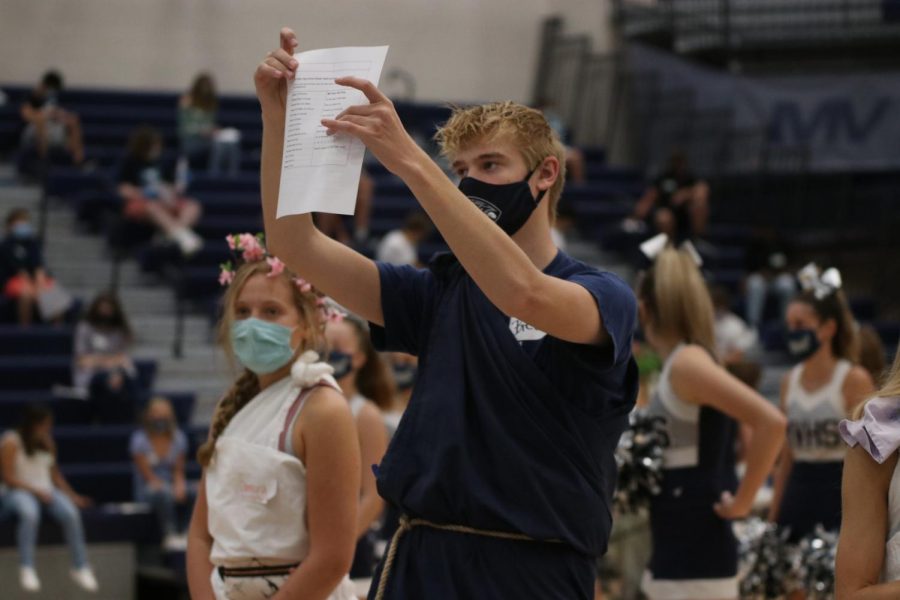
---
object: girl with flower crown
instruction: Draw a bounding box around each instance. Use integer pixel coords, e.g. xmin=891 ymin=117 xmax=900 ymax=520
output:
xmin=768 ymin=264 xmax=875 ymax=598
xmin=836 ymin=342 xmax=900 ymax=596
xmin=186 ymin=234 xmax=359 ymax=600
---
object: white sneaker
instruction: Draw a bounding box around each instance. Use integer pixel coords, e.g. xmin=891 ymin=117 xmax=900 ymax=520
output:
xmin=162 ymin=533 xmax=188 ymax=551
xmin=19 ymin=566 xmax=40 ymax=592
xmin=70 ymin=566 xmax=99 ymax=592
xmin=172 ymin=227 xmax=203 ymax=256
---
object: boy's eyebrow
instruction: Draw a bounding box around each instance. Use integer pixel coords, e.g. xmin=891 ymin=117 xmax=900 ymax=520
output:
xmin=450 ymin=152 xmax=508 ymax=170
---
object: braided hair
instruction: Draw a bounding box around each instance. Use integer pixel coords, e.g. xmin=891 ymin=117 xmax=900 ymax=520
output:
xmin=197 ymin=260 xmax=325 ymax=467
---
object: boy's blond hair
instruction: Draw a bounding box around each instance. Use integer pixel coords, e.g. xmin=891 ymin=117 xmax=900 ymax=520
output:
xmin=434 ymin=101 xmax=567 ymax=222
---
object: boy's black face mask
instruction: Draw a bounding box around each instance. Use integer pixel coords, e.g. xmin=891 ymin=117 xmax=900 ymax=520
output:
xmin=458 ymin=163 xmax=546 ymax=236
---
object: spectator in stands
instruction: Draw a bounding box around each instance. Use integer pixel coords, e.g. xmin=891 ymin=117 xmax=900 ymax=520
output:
xmin=375 ymin=211 xmax=431 ymax=266
xmin=0 ymin=208 xmax=55 ymax=326
xmin=18 ymin=70 xmax=85 ymax=172
xmin=117 ymin=125 xmax=203 ymax=256
xmin=187 ymin=247 xmax=358 ymax=599
xmin=743 ymin=227 xmax=796 ymax=329
xmin=325 ymin=315 xmax=391 ymax=580
xmin=131 ymin=397 xmax=190 ymax=550
xmin=74 ymin=292 xmax=139 ymax=422
xmin=631 ymin=151 xmax=709 ymax=240
xmin=178 ymin=72 xmax=241 ymax=176
xmin=0 ymin=405 xmax=98 ymax=593
xmin=710 ymin=284 xmax=758 ymax=365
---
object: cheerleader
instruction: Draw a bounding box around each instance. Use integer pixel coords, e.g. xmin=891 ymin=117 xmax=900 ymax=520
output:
xmin=637 ymin=237 xmax=786 ymax=600
xmin=768 ymin=265 xmax=875 ymax=554
xmin=836 ymin=343 xmax=900 ymax=597
xmin=185 ymin=235 xmax=359 ymax=600
xmin=325 ymin=315 xmax=391 ymax=579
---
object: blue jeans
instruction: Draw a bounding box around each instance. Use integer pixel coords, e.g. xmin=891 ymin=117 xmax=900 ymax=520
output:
xmin=745 ymin=272 xmax=797 ymax=328
xmin=136 ymin=483 xmax=179 ymax=537
xmin=1 ymin=488 xmax=89 ymax=568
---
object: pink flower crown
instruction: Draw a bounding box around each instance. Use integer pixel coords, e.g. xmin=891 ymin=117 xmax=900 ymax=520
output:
xmin=219 ymin=233 xmax=345 ymax=323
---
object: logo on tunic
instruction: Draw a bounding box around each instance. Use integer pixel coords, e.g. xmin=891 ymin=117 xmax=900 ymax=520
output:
xmin=466 ymin=195 xmax=502 ymax=223
xmin=509 ymin=317 xmax=547 ymax=343
xmin=238 ymin=481 xmax=272 ymax=504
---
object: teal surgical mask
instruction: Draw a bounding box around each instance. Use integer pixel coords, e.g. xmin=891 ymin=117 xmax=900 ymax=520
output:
xmin=231 ymin=318 xmax=297 ymax=375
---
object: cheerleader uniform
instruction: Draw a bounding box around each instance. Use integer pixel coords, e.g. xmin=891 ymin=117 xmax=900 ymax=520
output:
xmin=777 ymin=360 xmax=850 ymax=542
xmin=642 ymin=343 xmax=739 ymax=600
xmin=348 ymin=394 xmax=377 ymax=580
xmin=205 ymin=352 xmax=357 ymax=600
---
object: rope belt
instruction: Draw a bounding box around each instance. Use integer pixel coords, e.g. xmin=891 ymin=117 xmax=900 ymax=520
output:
xmin=374 ymin=515 xmax=562 ymax=600
xmin=218 ymin=563 xmax=298 ymax=579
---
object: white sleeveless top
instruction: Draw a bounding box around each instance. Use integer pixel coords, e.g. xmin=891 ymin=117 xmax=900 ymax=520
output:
xmin=785 ymin=360 xmax=851 ymax=462
xmin=1 ymin=431 xmax=54 ymax=495
xmin=645 ymin=344 xmax=701 ymax=469
xmin=205 ymin=352 xmax=356 ymax=599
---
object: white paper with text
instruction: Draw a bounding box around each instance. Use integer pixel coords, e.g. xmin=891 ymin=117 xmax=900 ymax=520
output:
xmin=277 ymin=45 xmax=389 ymax=218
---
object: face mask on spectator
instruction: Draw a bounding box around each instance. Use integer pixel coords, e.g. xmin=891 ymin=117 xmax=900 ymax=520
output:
xmin=230 ymin=318 xmax=297 ymax=375
xmin=392 ymin=363 xmax=417 ymax=391
xmin=327 ymin=350 xmax=353 ymax=380
xmin=10 ymin=222 xmax=34 ymax=239
xmin=148 ymin=418 xmax=174 ymax=434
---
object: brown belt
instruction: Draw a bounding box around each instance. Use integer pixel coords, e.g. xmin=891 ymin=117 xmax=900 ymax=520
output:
xmin=218 ymin=563 xmax=298 ymax=579
xmin=374 ymin=515 xmax=562 ymax=600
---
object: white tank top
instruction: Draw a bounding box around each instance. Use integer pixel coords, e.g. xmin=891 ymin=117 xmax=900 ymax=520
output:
xmin=645 ymin=344 xmax=701 ymax=469
xmin=1 ymin=431 xmax=54 ymax=495
xmin=785 ymin=360 xmax=851 ymax=462
xmin=206 ymin=353 xmax=344 ymax=568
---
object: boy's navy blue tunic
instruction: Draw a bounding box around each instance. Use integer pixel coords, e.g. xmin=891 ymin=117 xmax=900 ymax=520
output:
xmin=368 ymin=250 xmax=638 ymax=599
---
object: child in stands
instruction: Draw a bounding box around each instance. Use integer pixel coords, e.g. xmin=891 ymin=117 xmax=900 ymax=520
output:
xmin=74 ymin=291 xmax=140 ymax=422
xmin=131 ymin=397 xmax=190 ymax=549
xmin=117 ymin=125 xmax=203 ymax=256
xmin=0 ymin=208 xmax=56 ymax=326
xmin=186 ymin=234 xmax=359 ymax=600
xmin=0 ymin=405 xmax=98 ymax=593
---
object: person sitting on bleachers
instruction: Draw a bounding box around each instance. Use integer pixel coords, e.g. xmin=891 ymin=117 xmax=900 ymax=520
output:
xmin=743 ymin=227 xmax=796 ymax=330
xmin=0 ymin=405 xmax=98 ymax=593
xmin=0 ymin=208 xmax=57 ymax=326
xmin=178 ymin=72 xmax=241 ymax=177
xmin=631 ymin=150 xmax=709 ymax=241
xmin=130 ymin=397 xmax=190 ymax=550
xmin=18 ymin=70 xmax=85 ymax=173
xmin=375 ymin=211 xmax=431 ymax=266
xmin=74 ymin=291 xmax=140 ymax=422
xmin=117 ymin=125 xmax=203 ymax=256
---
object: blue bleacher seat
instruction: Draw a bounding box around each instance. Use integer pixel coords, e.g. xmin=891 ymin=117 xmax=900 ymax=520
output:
xmin=0 ymin=325 xmax=74 ymax=356
xmin=0 ymin=357 xmax=157 ymax=390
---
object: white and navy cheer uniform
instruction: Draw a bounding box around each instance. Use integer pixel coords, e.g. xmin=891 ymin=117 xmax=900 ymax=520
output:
xmin=777 ymin=360 xmax=850 ymax=542
xmin=642 ymin=343 xmax=739 ymax=600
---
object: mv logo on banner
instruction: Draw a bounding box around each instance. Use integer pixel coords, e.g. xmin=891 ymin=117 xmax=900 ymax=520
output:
xmin=768 ymin=97 xmax=892 ymax=145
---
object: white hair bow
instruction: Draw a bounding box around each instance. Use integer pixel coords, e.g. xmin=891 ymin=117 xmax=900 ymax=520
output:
xmin=639 ymin=233 xmax=703 ymax=267
xmin=797 ymin=262 xmax=842 ymax=300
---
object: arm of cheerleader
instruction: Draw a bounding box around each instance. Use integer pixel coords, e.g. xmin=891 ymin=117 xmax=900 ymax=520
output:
xmin=670 ymin=345 xmax=787 ymax=519
xmin=274 ymin=386 xmax=360 ymax=600
xmin=835 ymin=446 xmax=900 ymax=599
xmin=767 ymin=375 xmax=793 ymax=523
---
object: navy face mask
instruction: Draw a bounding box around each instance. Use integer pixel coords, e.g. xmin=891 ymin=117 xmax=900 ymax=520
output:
xmin=392 ymin=363 xmax=417 ymax=391
xmin=458 ymin=163 xmax=546 ymax=236
xmin=328 ymin=350 xmax=354 ymax=380
xmin=786 ymin=328 xmax=821 ymax=362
